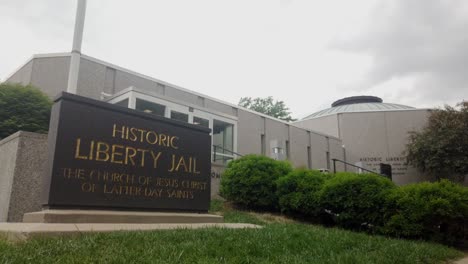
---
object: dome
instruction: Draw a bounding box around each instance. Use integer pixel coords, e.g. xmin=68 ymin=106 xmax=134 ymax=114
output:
xmin=302 ymin=96 xmax=415 ymax=120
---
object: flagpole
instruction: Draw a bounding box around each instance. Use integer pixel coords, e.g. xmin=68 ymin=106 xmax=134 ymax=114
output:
xmin=67 ymin=0 xmax=87 ymax=94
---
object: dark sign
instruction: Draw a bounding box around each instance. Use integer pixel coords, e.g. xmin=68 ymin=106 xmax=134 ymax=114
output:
xmin=42 ymin=93 xmax=211 ymax=212
xmin=379 ymin=163 xmax=392 ymax=180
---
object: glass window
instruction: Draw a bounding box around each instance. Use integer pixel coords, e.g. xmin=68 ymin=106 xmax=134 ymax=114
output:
xmin=213 ymin=119 xmax=234 ymax=154
xmin=114 ymin=99 xmax=129 ymax=108
xmin=171 ymin=111 xmax=188 ymax=122
xmin=136 ymin=98 xmax=165 ymax=116
xmin=193 ymin=116 xmax=209 ymax=128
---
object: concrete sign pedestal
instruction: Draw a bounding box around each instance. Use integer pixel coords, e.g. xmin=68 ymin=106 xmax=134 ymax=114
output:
xmin=23 ymin=209 xmax=223 ymax=224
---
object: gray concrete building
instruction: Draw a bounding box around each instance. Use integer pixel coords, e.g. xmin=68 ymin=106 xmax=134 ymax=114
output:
xmin=294 ymin=96 xmax=431 ymax=185
xmin=5 ymin=52 xmax=345 ymax=171
xmin=1 ymin=53 xmax=435 ymax=221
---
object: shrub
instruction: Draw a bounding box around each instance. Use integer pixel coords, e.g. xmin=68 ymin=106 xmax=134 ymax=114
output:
xmin=319 ymin=172 xmax=396 ymax=231
xmin=0 ymin=83 xmax=52 ymax=139
xmin=276 ymin=168 xmax=329 ymax=218
xmin=220 ymin=155 xmax=292 ymax=210
xmin=382 ymin=180 xmax=468 ymax=246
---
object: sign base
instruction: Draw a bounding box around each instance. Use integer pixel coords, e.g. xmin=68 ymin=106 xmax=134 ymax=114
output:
xmin=0 ymin=222 xmax=261 ymax=242
xmin=23 ymin=210 xmax=223 ymax=224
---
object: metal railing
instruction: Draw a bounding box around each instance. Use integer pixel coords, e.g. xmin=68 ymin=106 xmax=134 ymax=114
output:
xmin=212 ymin=145 xmax=243 ymax=163
xmin=331 ymin=158 xmax=387 ymax=177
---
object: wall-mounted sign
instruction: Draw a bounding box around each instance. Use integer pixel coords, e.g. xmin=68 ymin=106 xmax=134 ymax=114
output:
xmin=43 ymin=93 xmax=211 ymax=212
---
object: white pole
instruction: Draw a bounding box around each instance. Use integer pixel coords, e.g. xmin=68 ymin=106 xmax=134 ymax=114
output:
xmin=67 ymin=0 xmax=87 ymax=94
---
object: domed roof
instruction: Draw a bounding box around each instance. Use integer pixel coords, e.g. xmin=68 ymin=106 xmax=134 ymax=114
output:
xmin=302 ymin=96 xmax=415 ymax=120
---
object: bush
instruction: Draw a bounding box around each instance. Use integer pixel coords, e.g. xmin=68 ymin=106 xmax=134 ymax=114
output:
xmin=0 ymin=83 xmax=52 ymax=139
xmin=220 ymin=155 xmax=292 ymax=210
xmin=382 ymin=180 xmax=468 ymax=246
xmin=319 ymin=172 xmax=396 ymax=231
xmin=276 ymin=168 xmax=329 ymax=218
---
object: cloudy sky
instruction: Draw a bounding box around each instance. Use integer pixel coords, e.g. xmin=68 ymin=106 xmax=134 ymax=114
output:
xmin=1 ymin=0 xmax=467 ymax=118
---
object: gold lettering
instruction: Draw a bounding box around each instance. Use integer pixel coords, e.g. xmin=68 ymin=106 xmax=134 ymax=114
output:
xmin=129 ymin=127 xmax=138 ymax=142
xmin=111 ymin=124 xmax=180 ymax=150
xmin=159 ymin=134 xmax=167 ymax=147
xmin=193 ymin=157 xmax=200 ymax=174
xmin=146 ymin=131 xmax=158 ymax=144
xmin=74 ymin=138 xmax=88 ymax=160
xmin=125 ymin=146 xmax=137 ymax=165
xmin=112 ymin=124 xmax=125 ymax=139
xmin=95 ymin=142 xmax=110 ymax=162
xmin=137 ymin=129 xmax=147 ymax=142
xmin=170 ymin=136 xmax=178 ymax=149
xmin=150 ymin=151 xmax=162 ymax=169
xmin=111 ymin=144 xmax=124 ymax=164
xmin=137 ymin=149 xmax=148 ymax=167
xmin=89 ymin=140 xmax=95 ymax=160
xmin=175 ymin=156 xmax=188 ymax=172
xmin=168 ymin=154 xmax=176 ymax=172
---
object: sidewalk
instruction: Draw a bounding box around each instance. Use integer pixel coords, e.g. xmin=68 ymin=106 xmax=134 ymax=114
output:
xmin=454 ymin=254 xmax=468 ymax=264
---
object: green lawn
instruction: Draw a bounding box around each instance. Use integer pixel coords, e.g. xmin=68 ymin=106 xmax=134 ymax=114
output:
xmin=0 ymin=201 xmax=463 ymax=264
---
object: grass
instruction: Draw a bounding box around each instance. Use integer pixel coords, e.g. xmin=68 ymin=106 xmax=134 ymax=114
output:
xmin=0 ymin=200 xmax=464 ymax=263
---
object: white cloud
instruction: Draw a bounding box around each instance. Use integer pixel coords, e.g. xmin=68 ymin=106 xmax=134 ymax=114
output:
xmin=2 ymin=0 xmax=465 ymax=118
xmin=332 ymin=0 xmax=468 ymax=108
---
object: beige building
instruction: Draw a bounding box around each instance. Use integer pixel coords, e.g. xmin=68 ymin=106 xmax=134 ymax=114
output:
xmin=5 ymin=53 xmax=432 ymax=185
xmin=294 ymin=96 xmax=431 ymax=185
xmin=1 ymin=53 xmax=435 ymax=222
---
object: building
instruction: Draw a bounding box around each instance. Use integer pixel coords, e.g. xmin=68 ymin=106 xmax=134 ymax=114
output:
xmin=293 ymin=96 xmax=431 ymax=185
xmin=5 ymin=52 xmax=346 ymax=171
xmin=1 ymin=52 xmax=434 ymax=221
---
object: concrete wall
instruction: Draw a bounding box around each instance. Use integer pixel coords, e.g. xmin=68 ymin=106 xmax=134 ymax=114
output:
xmin=237 ymin=109 xmax=264 ymax=155
xmin=288 ymin=126 xmax=309 ymax=168
xmin=0 ymin=133 xmax=20 ymax=222
xmin=77 ymin=58 xmax=107 ymax=100
xmin=236 ymin=108 xmax=342 ymax=170
xmin=294 ymin=114 xmax=340 ymax=138
xmin=310 ymin=133 xmax=328 ymax=170
xmin=6 ymin=60 xmax=33 ymax=86
xmin=0 ymin=132 xmax=47 ymax=222
xmin=210 ymin=164 xmax=225 ymax=200
xmin=338 ymin=110 xmax=430 ymax=184
xmin=329 ymin=137 xmax=345 ymax=172
xmin=6 ymin=54 xmax=345 ymax=174
xmin=30 ymin=57 xmax=70 ymax=99
xmin=295 ymin=109 xmax=432 ymax=184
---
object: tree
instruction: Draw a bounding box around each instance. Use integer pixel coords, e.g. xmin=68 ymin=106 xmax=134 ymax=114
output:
xmin=406 ymin=101 xmax=468 ymax=182
xmin=238 ymin=96 xmax=296 ymax=122
xmin=0 ymin=83 xmax=52 ymax=139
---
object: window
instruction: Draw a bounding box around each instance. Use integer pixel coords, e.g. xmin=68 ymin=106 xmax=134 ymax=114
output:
xmin=285 ymin=140 xmax=290 ymax=159
xmin=110 ymin=91 xmax=238 ymax=165
xmin=307 ymin=146 xmax=312 ymax=169
xmin=115 ymin=99 xmax=129 ymax=108
xmin=213 ymin=119 xmax=234 ymax=164
xmin=171 ymin=111 xmax=188 ymax=122
xmin=136 ymin=98 xmax=165 ymax=116
xmin=193 ymin=116 xmax=209 ymax=128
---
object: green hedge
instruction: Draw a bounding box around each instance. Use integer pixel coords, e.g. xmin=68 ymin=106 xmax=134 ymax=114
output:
xmin=220 ymin=155 xmax=292 ymax=210
xmin=0 ymin=83 xmax=52 ymax=139
xmin=276 ymin=168 xmax=329 ymax=219
xmin=319 ymin=172 xmax=396 ymax=231
xmin=382 ymin=180 xmax=468 ymax=246
xmin=220 ymin=156 xmax=468 ymax=246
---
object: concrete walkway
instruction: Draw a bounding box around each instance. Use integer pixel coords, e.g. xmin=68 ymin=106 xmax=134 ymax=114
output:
xmin=454 ymin=255 xmax=468 ymax=264
xmin=0 ymin=222 xmax=262 ymax=242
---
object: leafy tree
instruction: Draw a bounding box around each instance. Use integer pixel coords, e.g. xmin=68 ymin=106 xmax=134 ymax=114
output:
xmin=239 ymin=96 xmax=296 ymax=122
xmin=406 ymin=102 xmax=468 ymax=182
xmin=0 ymin=83 xmax=52 ymax=139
